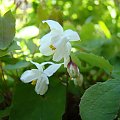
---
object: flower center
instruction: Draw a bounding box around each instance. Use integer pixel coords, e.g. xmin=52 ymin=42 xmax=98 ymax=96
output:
xmin=49 ymin=45 xmax=56 ymax=50
xmin=31 ymin=80 xmax=37 ymax=85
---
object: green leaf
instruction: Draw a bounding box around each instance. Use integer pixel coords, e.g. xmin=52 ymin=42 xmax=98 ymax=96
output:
xmin=98 ymin=21 xmax=111 ymax=39
xmin=79 ymin=22 xmax=105 ymax=42
xmin=71 ymin=52 xmax=93 ymax=72
xmin=0 ymin=41 xmax=20 ymax=57
xmin=25 ymin=39 xmax=38 ymax=54
xmin=4 ymin=60 xmax=30 ymax=70
xmin=0 ymin=11 xmax=15 ymax=50
xmin=80 ymin=79 xmax=120 ymax=120
xmin=9 ymin=78 xmax=65 ymax=120
xmin=76 ymin=52 xmax=113 ymax=74
xmin=80 ymin=23 xmax=96 ymax=41
xmin=112 ymin=64 xmax=120 ymax=79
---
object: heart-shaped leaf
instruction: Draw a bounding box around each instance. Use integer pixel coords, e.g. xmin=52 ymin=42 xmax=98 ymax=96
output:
xmin=80 ymin=79 xmax=120 ymax=120
xmin=9 ymin=78 xmax=65 ymax=120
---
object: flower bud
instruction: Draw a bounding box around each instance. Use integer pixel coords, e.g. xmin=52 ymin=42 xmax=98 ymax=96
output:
xmin=67 ymin=61 xmax=79 ymax=78
xmin=67 ymin=61 xmax=83 ymax=86
xmin=72 ymin=73 xmax=83 ymax=87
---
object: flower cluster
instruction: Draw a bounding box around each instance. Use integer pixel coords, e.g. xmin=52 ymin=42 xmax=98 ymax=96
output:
xmin=20 ymin=20 xmax=80 ymax=95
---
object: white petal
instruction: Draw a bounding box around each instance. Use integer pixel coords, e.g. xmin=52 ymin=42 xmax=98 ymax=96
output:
xmin=35 ymin=74 xmax=49 ymax=95
xmin=44 ymin=63 xmax=63 ymax=77
xmin=41 ymin=62 xmax=54 ymax=66
xmin=52 ymin=38 xmax=67 ymax=62
xmin=39 ymin=44 xmax=54 ymax=56
xmin=40 ymin=33 xmax=51 ymax=45
xmin=65 ymin=42 xmax=71 ymax=56
xmin=64 ymin=42 xmax=71 ymax=67
xmin=39 ymin=33 xmax=54 ymax=56
xmin=30 ymin=61 xmax=43 ymax=71
xmin=53 ymin=48 xmax=65 ymax=61
xmin=64 ymin=56 xmax=70 ymax=68
xmin=20 ymin=69 xmax=39 ymax=83
xmin=51 ymin=36 xmax=67 ymax=48
xmin=42 ymin=20 xmax=63 ymax=33
xmin=51 ymin=34 xmax=62 ymax=46
xmin=64 ymin=29 xmax=80 ymax=41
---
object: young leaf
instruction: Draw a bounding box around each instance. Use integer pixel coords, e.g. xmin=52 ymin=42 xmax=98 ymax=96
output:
xmin=80 ymin=79 xmax=120 ymax=120
xmin=0 ymin=11 xmax=15 ymax=50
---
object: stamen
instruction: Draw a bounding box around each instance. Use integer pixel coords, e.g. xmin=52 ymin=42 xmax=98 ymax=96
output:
xmin=31 ymin=80 xmax=37 ymax=85
xmin=49 ymin=45 xmax=56 ymax=50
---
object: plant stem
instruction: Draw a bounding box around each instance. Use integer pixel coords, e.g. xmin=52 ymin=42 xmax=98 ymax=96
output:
xmin=0 ymin=61 xmax=5 ymax=81
xmin=62 ymin=74 xmax=81 ymax=120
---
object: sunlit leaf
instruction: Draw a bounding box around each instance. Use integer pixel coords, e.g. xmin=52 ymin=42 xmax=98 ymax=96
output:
xmin=80 ymin=79 xmax=120 ymax=120
xmin=99 ymin=21 xmax=111 ymax=39
xmin=0 ymin=11 xmax=15 ymax=50
xmin=74 ymin=22 xmax=108 ymax=53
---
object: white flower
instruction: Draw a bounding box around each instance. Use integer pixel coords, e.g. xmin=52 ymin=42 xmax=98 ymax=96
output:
xmin=20 ymin=61 xmax=62 ymax=95
xmin=39 ymin=20 xmax=80 ymax=67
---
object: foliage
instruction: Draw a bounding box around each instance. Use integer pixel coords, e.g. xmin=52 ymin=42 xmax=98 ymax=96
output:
xmin=0 ymin=11 xmax=15 ymax=50
xmin=0 ymin=0 xmax=120 ymax=120
xmin=9 ymin=79 xmax=65 ymax=120
xmin=80 ymin=79 xmax=120 ymax=120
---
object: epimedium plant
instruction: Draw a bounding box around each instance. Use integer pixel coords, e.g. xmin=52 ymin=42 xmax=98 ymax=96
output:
xmin=0 ymin=7 xmax=120 ymax=120
xmin=20 ymin=20 xmax=81 ymax=95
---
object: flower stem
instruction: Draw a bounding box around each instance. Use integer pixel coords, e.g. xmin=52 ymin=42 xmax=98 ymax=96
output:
xmin=62 ymin=75 xmax=81 ymax=120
